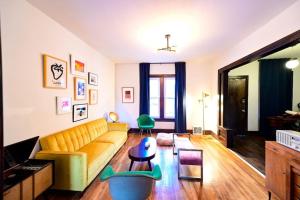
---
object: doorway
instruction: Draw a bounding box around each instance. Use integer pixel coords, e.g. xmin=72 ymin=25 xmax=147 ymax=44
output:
xmin=218 ymin=31 xmax=300 ymax=174
xmin=227 ymin=76 xmax=248 ymax=135
xmin=227 ymin=76 xmax=266 ymax=173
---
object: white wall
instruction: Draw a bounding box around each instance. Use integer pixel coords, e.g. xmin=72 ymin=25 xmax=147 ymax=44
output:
xmin=210 ymin=0 xmax=300 ymax=134
xmin=186 ymin=60 xmax=216 ymax=132
xmin=229 ymin=61 xmax=259 ymax=131
xmin=293 ymin=64 xmax=300 ymax=111
xmin=115 ymin=60 xmax=213 ymax=131
xmin=115 ymin=63 xmax=139 ymax=129
xmin=1 ymin=0 xmax=115 ymax=145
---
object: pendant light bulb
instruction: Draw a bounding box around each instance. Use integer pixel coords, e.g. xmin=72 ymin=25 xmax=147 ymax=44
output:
xmin=285 ymin=58 xmax=299 ymax=69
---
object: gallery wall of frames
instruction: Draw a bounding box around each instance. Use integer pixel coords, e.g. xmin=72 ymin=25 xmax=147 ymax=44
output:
xmin=43 ymin=54 xmax=98 ymax=122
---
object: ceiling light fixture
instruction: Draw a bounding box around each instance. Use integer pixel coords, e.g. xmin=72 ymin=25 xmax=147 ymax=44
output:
xmin=158 ymin=34 xmax=176 ymax=52
xmin=285 ymin=58 xmax=299 ymax=69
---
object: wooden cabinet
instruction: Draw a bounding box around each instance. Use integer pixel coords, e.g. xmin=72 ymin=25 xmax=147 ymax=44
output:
xmin=3 ymin=183 xmax=21 ymax=200
xmin=289 ymin=160 xmax=300 ymax=200
xmin=21 ymin=177 xmax=33 ymax=200
xmin=218 ymin=126 xmax=234 ymax=148
xmin=34 ymin=164 xmax=53 ymax=198
xmin=266 ymin=141 xmax=300 ymax=200
xmin=3 ymin=159 xmax=53 ymax=200
xmin=4 ymin=176 xmax=36 ymax=200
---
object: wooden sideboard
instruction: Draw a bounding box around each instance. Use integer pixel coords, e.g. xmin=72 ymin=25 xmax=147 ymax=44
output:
xmin=266 ymin=141 xmax=300 ymax=200
xmin=289 ymin=160 xmax=300 ymax=200
xmin=3 ymin=159 xmax=54 ymax=200
xmin=267 ymin=115 xmax=300 ymax=135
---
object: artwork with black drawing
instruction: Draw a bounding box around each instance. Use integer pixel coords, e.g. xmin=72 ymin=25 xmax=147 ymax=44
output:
xmin=51 ymin=63 xmax=64 ymax=80
xmin=43 ymin=54 xmax=67 ymax=89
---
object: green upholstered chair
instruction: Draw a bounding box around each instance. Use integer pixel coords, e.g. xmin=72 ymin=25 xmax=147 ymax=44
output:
xmin=137 ymin=114 xmax=155 ymax=136
xmin=99 ymin=165 xmax=162 ymax=200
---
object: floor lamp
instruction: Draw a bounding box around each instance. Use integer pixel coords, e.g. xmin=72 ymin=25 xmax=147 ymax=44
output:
xmin=201 ymin=92 xmax=209 ymax=134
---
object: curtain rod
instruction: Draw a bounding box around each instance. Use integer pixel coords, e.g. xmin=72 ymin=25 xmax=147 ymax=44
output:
xmin=150 ymin=62 xmax=175 ymax=64
xmin=140 ymin=61 xmax=185 ymax=64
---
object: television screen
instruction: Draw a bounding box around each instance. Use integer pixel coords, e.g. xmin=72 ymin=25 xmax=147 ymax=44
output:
xmin=4 ymin=136 xmax=39 ymax=171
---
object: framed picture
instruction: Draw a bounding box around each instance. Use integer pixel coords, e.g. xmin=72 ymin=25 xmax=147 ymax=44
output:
xmin=122 ymin=87 xmax=134 ymax=103
xmin=73 ymin=104 xmax=88 ymax=122
xmin=74 ymin=77 xmax=87 ymax=100
xmin=43 ymin=54 xmax=67 ymax=89
xmin=70 ymin=54 xmax=86 ymax=75
xmin=89 ymin=89 xmax=98 ymax=105
xmin=56 ymin=96 xmax=72 ymax=115
xmin=88 ymin=72 xmax=98 ymax=86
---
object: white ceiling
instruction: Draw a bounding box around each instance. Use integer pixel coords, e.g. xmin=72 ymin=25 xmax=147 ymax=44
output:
xmin=27 ymin=0 xmax=297 ymax=63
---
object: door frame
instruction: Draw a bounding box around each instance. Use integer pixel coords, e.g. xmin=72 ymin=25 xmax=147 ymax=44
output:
xmin=218 ymin=30 xmax=300 ymax=136
xmin=228 ymin=75 xmax=249 ymax=132
xmin=0 ymin=21 xmax=3 ymax=197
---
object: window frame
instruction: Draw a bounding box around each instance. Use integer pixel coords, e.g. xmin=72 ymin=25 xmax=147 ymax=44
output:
xmin=149 ymin=74 xmax=175 ymax=122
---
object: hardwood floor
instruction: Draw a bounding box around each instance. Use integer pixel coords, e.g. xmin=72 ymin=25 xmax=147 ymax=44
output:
xmin=42 ymin=134 xmax=274 ymax=200
xmin=231 ymin=133 xmax=266 ymax=174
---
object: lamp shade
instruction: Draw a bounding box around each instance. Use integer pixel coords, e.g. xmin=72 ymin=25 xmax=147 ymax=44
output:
xmin=202 ymin=92 xmax=210 ymax=98
xmin=109 ymin=112 xmax=119 ymax=122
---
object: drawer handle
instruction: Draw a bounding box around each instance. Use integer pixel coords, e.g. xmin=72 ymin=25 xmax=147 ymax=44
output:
xmin=3 ymin=190 xmax=10 ymax=195
xmin=272 ymin=148 xmax=278 ymax=151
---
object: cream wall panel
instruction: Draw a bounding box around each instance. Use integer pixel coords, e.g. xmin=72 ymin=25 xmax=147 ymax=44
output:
xmin=293 ymin=63 xmax=300 ymax=111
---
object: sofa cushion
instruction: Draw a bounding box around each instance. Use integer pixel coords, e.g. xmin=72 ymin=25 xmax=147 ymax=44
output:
xmin=78 ymin=142 xmax=114 ymax=182
xmin=93 ymin=131 xmax=127 ymax=150
xmin=85 ymin=118 xmax=109 ymax=140
xmin=40 ymin=124 xmax=90 ymax=151
xmin=179 ymin=151 xmax=202 ymax=165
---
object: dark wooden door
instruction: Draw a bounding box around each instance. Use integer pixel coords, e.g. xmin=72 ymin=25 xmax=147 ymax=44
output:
xmin=227 ymin=76 xmax=248 ymax=134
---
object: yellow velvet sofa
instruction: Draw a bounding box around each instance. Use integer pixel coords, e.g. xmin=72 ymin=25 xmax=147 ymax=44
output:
xmin=35 ymin=118 xmax=128 ymax=191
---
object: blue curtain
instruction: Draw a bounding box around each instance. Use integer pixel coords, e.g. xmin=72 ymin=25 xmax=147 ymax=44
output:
xmin=139 ymin=63 xmax=150 ymax=115
xmin=259 ymin=59 xmax=293 ymax=137
xmin=175 ymin=62 xmax=187 ymax=133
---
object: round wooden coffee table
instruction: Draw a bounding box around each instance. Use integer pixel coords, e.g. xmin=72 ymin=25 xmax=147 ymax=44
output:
xmin=128 ymin=137 xmax=157 ymax=171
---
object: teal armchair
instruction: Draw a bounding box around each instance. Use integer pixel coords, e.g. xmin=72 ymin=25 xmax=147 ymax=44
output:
xmin=99 ymin=165 xmax=162 ymax=200
xmin=137 ymin=114 xmax=155 ymax=136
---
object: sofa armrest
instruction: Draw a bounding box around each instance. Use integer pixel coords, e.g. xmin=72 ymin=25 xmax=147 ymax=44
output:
xmin=35 ymin=151 xmax=87 ymax=191
xmin=108 ymin=122 xmax=128 ymax=132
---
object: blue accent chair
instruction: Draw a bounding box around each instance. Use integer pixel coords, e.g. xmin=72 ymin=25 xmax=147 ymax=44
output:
xmin=99 ymin=165 xmax=162 ymax=200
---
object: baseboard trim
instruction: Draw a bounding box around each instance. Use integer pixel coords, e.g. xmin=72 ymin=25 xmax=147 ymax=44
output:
xmin=128 ymin=128 xmax=211 ymax=134
xmin=186 ymin=129 xmax=193 ymax=134
xmin=206 ymin=130 xmax=218 ymax=138
xmin=128 ymin=128 xmax=175 ymax=133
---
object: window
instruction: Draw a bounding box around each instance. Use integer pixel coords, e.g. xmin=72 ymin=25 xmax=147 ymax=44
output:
xmin=149 ymin=78 xmax=160 ymax=118
xmin=149 ymin=75 xmax=175 ymax=120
